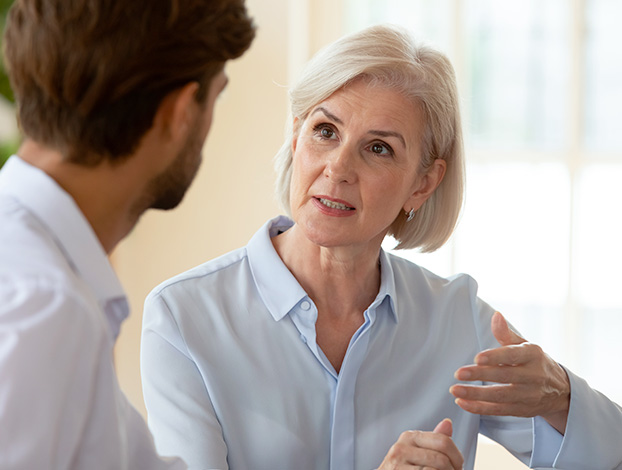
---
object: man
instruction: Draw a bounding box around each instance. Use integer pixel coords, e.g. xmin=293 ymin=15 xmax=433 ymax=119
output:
xmin=0 ymin=0 xmax=254 ymax=468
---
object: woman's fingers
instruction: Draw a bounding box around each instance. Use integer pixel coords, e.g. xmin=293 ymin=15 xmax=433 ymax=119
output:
xmin=377 ymin=421 xmax=464 ymax=470
xmin=433 ymin=418 xmax=453 ymax=436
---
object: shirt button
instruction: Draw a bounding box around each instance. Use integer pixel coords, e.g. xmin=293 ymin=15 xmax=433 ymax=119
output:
xmin=300 ymin=334 xmax=307 ymax=343
xmin=300 ymin=301 xmax=311 ymax=310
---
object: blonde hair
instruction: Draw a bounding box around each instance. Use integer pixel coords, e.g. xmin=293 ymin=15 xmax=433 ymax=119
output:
xmin=274 ymin=24 xmax=464 ymax=252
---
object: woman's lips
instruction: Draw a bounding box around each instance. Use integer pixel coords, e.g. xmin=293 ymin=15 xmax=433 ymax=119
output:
xmin=312 ymin=196 xmax=356 ymax=216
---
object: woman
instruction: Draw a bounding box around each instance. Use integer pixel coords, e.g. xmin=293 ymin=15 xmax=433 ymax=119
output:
xmin=141 ymin=25 xmax=622 ymax=470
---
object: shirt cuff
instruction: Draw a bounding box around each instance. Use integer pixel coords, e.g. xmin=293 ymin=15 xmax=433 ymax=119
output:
xmin=529 ymin=415 xmax=563 ymax=468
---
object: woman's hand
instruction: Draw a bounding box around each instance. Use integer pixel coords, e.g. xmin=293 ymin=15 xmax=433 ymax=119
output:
xmin=377 ymin=418 xmax=464 ymax=470
xmin=450 ymin=311 xmax=570 ymax=434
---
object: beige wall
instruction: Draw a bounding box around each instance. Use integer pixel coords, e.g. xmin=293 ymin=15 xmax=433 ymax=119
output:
xmin=112 ymin=1 xmax=527 ymax=468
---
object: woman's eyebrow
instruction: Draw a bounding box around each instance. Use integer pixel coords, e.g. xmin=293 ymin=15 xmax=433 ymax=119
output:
xmin=369 ymin=130 xmax=406 ymax=149
xmin=311 ymin=107 xmax=407 ymax=149
xmin=311 ymin=106 xmax=343 ymax=125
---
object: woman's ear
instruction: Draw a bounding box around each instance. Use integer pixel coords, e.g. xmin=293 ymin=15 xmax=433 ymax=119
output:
xmin=291 ymin=117 xmax=301 ymax=154
xmin=154 ymin=82 xmax=200 ymax=142
xmin=403 ymin=158 xmax=447 ymax=213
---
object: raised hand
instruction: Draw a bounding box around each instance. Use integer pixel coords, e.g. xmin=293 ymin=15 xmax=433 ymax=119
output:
xmin=450 ymin=311 xmax=570 ymax=433
xmin=377 ymin=418 xmax=464 ymax=470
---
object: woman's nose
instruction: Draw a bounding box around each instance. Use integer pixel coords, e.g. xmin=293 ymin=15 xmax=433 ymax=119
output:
xmin=323 ymin=145 xmax=357 ymax=184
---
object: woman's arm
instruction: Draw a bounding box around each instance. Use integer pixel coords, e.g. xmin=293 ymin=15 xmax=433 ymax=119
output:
xmin=451 ymin=311 xmax=622 ymax=469
xmin=141 ymin=294 xmax=228 ymax=470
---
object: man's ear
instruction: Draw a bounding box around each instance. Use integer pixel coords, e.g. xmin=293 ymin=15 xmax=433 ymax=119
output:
xmin=153 ymin=82 xmax=200 ymax=142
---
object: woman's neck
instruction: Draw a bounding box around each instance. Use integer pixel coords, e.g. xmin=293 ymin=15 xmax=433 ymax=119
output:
xmin=272 ymin=224 xmax=382 ymax=317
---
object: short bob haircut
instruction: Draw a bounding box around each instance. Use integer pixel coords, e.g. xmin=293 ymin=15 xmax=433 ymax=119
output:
xmin=274 ymin=24 xmax=464 ymax=252
xmin=3 ymin=0 xmax=255 ymax=166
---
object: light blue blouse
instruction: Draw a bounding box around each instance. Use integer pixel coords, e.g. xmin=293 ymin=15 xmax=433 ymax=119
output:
xmin=141 ymin=216 xmax=622 ymax=470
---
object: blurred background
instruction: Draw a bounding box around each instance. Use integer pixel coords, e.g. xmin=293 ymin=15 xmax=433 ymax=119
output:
xmin=1 ymin=0 xmax=620 ymax=468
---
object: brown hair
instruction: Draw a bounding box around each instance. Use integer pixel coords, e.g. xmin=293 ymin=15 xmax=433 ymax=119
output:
xmin=2 ymin=0 xmax=255 ymax=165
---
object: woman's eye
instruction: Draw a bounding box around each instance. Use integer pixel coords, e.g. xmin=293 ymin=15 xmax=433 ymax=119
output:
xmin=313 ymin=124 xmax=337 ymax=140
xmin=369 ymin=142 xmax=393 ymax=156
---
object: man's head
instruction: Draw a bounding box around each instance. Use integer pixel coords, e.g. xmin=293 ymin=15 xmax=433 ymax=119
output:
xmin=2 ymin=0 xmax=255 ymax=166
xmin=139 ymin=71 xmax=229 ymax=212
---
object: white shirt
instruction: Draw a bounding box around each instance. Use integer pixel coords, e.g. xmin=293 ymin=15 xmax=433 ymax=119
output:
xmin=142 ymin=216 xmax=622 ymax=470
xmin=0 ymin=156 xmax=186 ymax=470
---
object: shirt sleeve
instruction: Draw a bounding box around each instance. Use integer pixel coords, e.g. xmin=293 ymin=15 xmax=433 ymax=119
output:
xmin=528 ymin=367 xmax=622 ymax=469
xmin=548 ymin=367 xmax=622 ymax=469
xmin=0 ymin=280 xmax=101 ymax=469
xmin=141 ymin=291 xmax=229 ymax=470
xmin=0 ymin=277 xmax=187 ymax=470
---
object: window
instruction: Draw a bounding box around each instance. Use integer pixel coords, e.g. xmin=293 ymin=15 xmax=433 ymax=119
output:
xmin=340 ymin=0 xmax=622 ymax=406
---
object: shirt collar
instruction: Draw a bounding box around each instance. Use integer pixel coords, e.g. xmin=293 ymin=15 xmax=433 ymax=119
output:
xmin=377 ymin=248 xmax=399 ymax=322
xmin=247 ymin=215 xmax=399 ymax=323
xmin=0 ymin=156 xmax=129 ymax=338
xmin=247 ymin=216 xmax=308 ymax=321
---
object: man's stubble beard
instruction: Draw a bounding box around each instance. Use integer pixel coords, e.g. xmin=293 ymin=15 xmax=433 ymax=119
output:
xmin=132 ymin=118 xmax=205 ymax=220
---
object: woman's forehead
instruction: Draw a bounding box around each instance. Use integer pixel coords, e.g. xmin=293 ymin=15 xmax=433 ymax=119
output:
xmin=308 ymin=82 xmax=422 ymax=137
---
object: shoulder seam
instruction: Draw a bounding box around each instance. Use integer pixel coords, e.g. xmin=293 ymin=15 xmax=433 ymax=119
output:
xmin=150 ymin=249 xmax=248 ymax=298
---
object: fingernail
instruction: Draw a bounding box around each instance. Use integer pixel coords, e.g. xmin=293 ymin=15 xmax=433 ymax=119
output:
xmin=452 ymin=387 xmax=466 ymax=398
xmin=476 ymin=356 xmax=489 ymax=365
xmin=457 ymin=370 xmax=471 ymax=380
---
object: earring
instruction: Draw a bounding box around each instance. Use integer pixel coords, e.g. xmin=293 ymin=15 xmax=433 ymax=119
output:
xmin=406 ymin=208 xmax=415 ymax=222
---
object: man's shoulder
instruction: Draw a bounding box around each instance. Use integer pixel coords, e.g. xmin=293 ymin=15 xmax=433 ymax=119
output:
xmin=0 ymin=272 xmax=107 ymax=354
xmin=0 ymin=200 xmax=104 ymax=332
xmin=0 ymin=196 xmax=72 ymax=280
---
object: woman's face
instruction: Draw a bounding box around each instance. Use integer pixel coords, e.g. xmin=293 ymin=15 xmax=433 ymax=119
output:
xmin=289 ymin=79 xmax=444 ymax=251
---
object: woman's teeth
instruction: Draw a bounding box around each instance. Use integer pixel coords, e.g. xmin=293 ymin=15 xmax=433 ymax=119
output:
xmin=319 ymin=198 xmax=353 ymax=210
